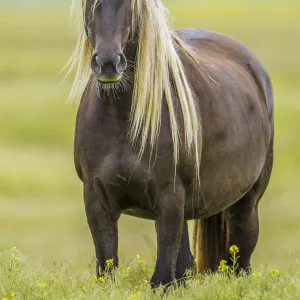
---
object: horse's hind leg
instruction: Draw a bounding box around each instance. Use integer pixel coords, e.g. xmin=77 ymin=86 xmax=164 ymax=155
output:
xmin=227 ymin=142 xmax=273 ymax=273
xmin=227 ymin=192 xmax=259 ymax=273
xmin=175 ymin=221 xmax=195 ymax=281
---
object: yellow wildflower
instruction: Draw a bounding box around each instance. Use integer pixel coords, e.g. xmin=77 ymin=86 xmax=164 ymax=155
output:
xmin=10 ymin=292 xmax=16 ymax=297
xmin=105 ymin=259 xmax=114 ymax=268
xmin=94 ymin=275 xmax=105 ymax=282
xmin=39 ymin=282 xmax=47 ymax=288
xmin=218 ymin=260 xmax=230 ymax=272
xmin=139 ymin=260 xmax=145 ymax=265
xmin=252 ymin=272 xmax=262 ymax=278
xmin=229 ymin=245 xmax=239 ymax=254
xmin=269 ymin=269 xmax=280 ymax=275
xmin=2 ymin=298 xmax=9 ymax=300
xmin=11 ymin=247 xmax=20 ymax=261
xmin=143 ymin=267 xmax=149 ymax=274
xmin=220 ymin=260 xmax=227 ymax=266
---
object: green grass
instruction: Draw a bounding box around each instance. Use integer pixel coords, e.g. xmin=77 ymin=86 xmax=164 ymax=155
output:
xmin=1 ymin=248 xmax=300 ymax=300
xmin=1 ymin=1 xmax=300 ymax=298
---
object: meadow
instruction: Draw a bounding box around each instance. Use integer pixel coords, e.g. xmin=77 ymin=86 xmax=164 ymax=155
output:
xmin=1 ymin=1 xmax=300 ymax=299
xmin=1 ymin=246 xmax=300 ymax=299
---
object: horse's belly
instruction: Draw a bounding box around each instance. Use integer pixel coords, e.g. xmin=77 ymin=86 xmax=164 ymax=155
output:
xmin=122 ymin=208 xmax=156 ymax=220
xmin=187 ymin=133 xmax=270 ymax=217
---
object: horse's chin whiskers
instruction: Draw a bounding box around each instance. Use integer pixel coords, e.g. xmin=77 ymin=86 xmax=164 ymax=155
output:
xmin=97 ymin=69 xmax=133 ymax=97
xmin=100 ymin=83 xmax=116 ymax=91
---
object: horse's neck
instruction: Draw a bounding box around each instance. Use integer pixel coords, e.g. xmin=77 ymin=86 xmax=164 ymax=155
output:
xmin=97 ymin=88 xmax=133 ymax=121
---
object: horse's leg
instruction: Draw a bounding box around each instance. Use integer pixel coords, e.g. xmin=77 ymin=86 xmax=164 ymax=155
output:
xmin=154 ymin=220 xmax=194 ymax=283
xmin=84 ymin=184 xmax=120 ymax=277
xmin=227 ymin=194 xmax=259 ymax=273
xmin=151 ymin=186 xmax=185 ymax=288
xmin=227 ymin=142 xmax=273 ymax=273
xmin=175 ymin=221 xmax=195 ymax=281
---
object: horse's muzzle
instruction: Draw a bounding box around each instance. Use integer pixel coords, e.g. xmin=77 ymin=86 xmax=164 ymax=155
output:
xmin=91 ymin=53 xmax=127 ymax=83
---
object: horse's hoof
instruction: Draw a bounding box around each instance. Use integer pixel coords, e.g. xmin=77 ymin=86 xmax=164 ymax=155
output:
xmin=150 ymin=276 xmax=174 ymax=291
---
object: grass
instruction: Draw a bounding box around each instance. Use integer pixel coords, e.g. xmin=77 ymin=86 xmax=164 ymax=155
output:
xmin=1 ymin=248 xmax=300 ymax=300
xmin=0 ymin=1 xmax=300 ymax=298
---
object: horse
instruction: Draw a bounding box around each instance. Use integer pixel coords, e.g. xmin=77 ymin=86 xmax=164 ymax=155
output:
xmin=67 ymin=0 xmax=274 ymax=288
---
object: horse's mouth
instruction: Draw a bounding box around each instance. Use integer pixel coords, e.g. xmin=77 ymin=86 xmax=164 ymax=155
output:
xmin=97 ymin=74 xmax=122 ymax=85
xmin=97 ymin=79 xmax=121 ymax=84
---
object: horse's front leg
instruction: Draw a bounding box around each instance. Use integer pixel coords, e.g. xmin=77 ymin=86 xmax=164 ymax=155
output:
xmin=84 ymin=184 xmax=120 ymax=277
xmin=175 ymin=221 xmax=195 ymax=281
xmin=151 ymin=185 xmax=185 ymax=288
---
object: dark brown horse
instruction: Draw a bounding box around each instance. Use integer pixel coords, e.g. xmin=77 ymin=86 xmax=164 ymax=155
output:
xmin=68 ymin=0 xmax=274 ymax=288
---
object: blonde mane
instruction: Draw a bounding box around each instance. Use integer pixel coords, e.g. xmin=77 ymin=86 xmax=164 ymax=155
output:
xmin=67 ymin=0 xmax=201 ymax=182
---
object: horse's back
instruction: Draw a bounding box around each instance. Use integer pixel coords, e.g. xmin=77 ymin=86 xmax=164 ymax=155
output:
xmin=176 ymin=28 xmax=274 ymax=120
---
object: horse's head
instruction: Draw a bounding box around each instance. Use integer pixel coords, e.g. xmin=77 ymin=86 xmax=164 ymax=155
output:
xmin=85 ymin=0 xmax=132 ymax=83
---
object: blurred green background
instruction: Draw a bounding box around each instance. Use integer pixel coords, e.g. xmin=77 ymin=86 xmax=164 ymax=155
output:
xmin=0 ymin=1 xmax=299 ymax=271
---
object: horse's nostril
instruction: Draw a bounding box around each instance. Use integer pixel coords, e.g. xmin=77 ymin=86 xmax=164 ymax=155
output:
xmin=115 ymin=55 xmax=121 ymax=66
xmin=91 ymin=54 xmax=103 ymax=74
xmin=95 ymin=55 xmax=102 ymax=67
xmin=91 ymin=53 xmax=126 ymax=76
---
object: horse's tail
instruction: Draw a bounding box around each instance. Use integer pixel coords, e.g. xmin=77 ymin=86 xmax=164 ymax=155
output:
xmin=192 ymin=211 xmax=230 ymax=272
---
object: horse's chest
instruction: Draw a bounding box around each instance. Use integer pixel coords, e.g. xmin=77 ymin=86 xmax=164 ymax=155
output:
xmin=77 ymin=125 xmax=134 ymax=176
xmin=75 ymin=126 xmax=160 ymax=214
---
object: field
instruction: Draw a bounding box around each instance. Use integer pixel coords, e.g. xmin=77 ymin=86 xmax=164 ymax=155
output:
xmin=1 ymin=1 xmax=300 ymax=299
xmin=1 ymin=247 xmax=300 ymax=299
